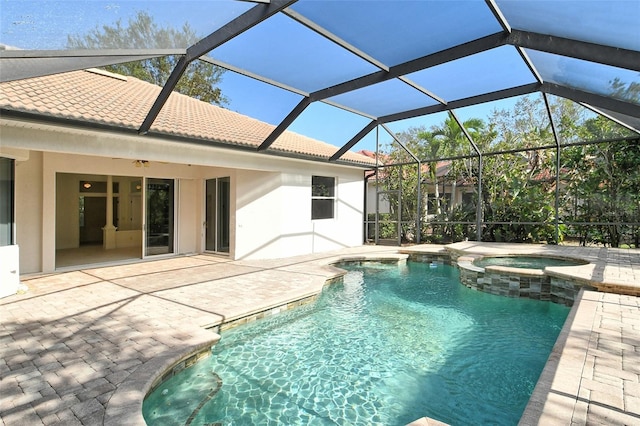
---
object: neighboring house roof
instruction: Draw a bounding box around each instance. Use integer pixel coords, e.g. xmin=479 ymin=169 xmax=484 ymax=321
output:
xmin=364 ymin=149 xmax=562 ymax=188
xmin=359 ymin=149 xmax=453 ymax=180
xmin=0 ymin=68 xmax=375 ymax=166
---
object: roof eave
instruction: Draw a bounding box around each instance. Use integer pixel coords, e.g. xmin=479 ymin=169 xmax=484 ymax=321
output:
xmin=0 ymin=108 xmax=375 ymax=169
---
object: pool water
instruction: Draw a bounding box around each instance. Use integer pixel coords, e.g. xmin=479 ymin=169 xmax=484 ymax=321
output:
xmin=143 ymin=262 xmax=569 ymax=426
xmin=474 ymin=256 xmax=585 ymax=269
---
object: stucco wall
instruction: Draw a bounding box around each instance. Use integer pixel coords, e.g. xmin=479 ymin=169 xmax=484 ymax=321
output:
xmin=177 ymin=178 xmax=198 ymax=255
xmin=234 ymin=166 xmax=364 ymax=260
xmin=55 ymin=173 xmax=79 ymax=250
xmin=235 ymin=169 xmax=283 ymax=259
xmin=313 ymin=170 xmax=364 ymax=252
xmin=15 ymin=151 xmax=43 ymax=274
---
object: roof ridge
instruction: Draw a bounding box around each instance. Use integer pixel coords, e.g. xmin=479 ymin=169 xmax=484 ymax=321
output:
xmin=86 ymin=68 xmax=128 ymax=81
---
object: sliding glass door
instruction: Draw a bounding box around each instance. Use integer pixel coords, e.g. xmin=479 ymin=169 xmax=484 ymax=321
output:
xmin=145 ymin=178 xmax=174 ymax=256
xmin=205 ymin=177 xmax=230 ymax=253
xmin=0 ymin=158 xmax=14 ymax=247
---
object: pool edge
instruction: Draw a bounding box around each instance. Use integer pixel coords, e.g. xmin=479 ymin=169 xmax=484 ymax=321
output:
xmin=104 ymin=336 xmax=220 ymax=426
xmin=518 ymin=288 xmax=593 ymax=425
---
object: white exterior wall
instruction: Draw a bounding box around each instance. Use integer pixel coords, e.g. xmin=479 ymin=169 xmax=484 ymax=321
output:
xmin=235 ymin=170 xmax=284 ymax=259
xmin=15 ymin=150 xmax=43 ymax=274
xmin=278 ymin=173 xmax=312 ymax=257
xmin=365 ymin=181 xmax=392 ymax=215
xmin=0 ymin=245 xmax=20 ymax=298
xmin=311 ymin=169 xmax=364 ymax=253
xmin=177 ymin=178 xmax=199 ymax=256
xmin=234 ymin=166 xmax=364 ymax=260
xmin=2 ymin=118 xmax=367 ymax=273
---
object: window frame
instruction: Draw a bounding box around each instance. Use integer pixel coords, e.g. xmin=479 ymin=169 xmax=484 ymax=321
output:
xmin=311 ymin=175 xmax=336 ymax=220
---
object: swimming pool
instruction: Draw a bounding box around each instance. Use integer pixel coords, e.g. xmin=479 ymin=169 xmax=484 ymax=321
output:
xmin=143 ymin=261 xmax=569 ymax=425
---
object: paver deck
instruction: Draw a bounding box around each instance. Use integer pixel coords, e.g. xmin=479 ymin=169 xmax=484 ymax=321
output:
xmin=519 ymin=290 xmax=640 ymax=425
xmin=1 ymin=243 xmax=639 ymax=425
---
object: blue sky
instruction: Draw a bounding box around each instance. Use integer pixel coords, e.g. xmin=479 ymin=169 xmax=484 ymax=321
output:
xmin=0 ymin=0 xmax=532 ymax=152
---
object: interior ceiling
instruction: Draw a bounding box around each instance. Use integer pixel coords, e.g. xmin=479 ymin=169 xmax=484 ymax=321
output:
xmin=1 ymin=0 xmax=639 ymax=162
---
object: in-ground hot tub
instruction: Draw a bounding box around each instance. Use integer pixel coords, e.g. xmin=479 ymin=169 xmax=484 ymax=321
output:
xmin=457 ymin=255 xmax=592 ymax=306
xmin=473 ymin=256 xmax=587 ymax=269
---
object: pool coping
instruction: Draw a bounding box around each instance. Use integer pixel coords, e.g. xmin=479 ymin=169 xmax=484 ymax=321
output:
xmin=104 ymin=338 xmax=219 ymax=426
xmin=518 ymin=287 xmax=591 ymax=425
xmin=458 ymin=253 xmax=586 ymax=276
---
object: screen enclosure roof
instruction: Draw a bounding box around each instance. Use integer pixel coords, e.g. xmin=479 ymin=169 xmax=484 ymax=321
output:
xmin=1 ymin=0 xmax=639 ymax=163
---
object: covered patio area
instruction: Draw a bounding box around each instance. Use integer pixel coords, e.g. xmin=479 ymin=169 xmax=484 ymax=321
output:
xmin=1 ymin=243 xmax=638 ymax=425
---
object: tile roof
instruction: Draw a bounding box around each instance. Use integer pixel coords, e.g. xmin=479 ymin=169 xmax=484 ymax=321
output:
xmin=0 ymin=69 xmax=375 ymax=166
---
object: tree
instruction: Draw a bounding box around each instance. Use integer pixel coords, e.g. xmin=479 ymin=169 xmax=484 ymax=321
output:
xmin=609 ymin=76 xmax=640 ymax=104
xmin=377 ymin=118 xmax=493 ymax=243
xmin=372 ymin=127 xmax=429 ymax=242
xmin=561 ymin=116 xmax=640 ymax=247
xmin=482 ymin=97 xmax=564 ymax=242
xmin=419 ymin=116 xmax=488 ymax=217
xmin=67 ymin=11 xmax=227 ymax=106
xmin=481 ymin=150 xmax=557 ymax=243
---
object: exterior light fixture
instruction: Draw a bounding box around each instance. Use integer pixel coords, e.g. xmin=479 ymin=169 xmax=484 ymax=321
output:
xmin=83 ymin=182 xmax=92 ymax=189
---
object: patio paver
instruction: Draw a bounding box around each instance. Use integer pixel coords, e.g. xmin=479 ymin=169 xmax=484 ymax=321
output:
xmin=1 ymin=243 xmax=639 ymax=425
xmin=519 ymin=290 xmax=640 ymax=425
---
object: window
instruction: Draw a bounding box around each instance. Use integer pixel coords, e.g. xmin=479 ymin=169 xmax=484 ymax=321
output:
xmin=312 ymin=176 xmax=335 ymax=219
xmin=462 ymin=192 xmax=475 ymax=210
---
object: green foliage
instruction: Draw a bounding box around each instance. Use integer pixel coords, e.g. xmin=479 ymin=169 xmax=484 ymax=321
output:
xmin=376 ymin=162 xmax=422 ymax=239
xmin=424 ymin=204 xmax=476 ymax=244
xmin=560 ymin=123 xmax=640 ymax=247
xmin=147 ymin=185 xmax=171 ymax=234
xmin=379 ymin=116 xmax=489 ymax=231
xmin=482 ymin=151 xmax=558 ymax=243
xmin=366 ymin=213 xmax=398 ymax=240
xmin=67 ymin=11 xmax=227 ymax=106
xmin=482 ymin=161 xmax=558 ymax=243
xmin=608 ymin=77 xmax=640 ymax=104
xmin=375 ymin=95 xmax=638 ymax=247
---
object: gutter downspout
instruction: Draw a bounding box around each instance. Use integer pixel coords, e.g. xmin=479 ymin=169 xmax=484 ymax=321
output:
xmin=364 ymin=169 xmax=377 ymax=244
xmin=381 ymin=124 xmax=422 ymax=244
